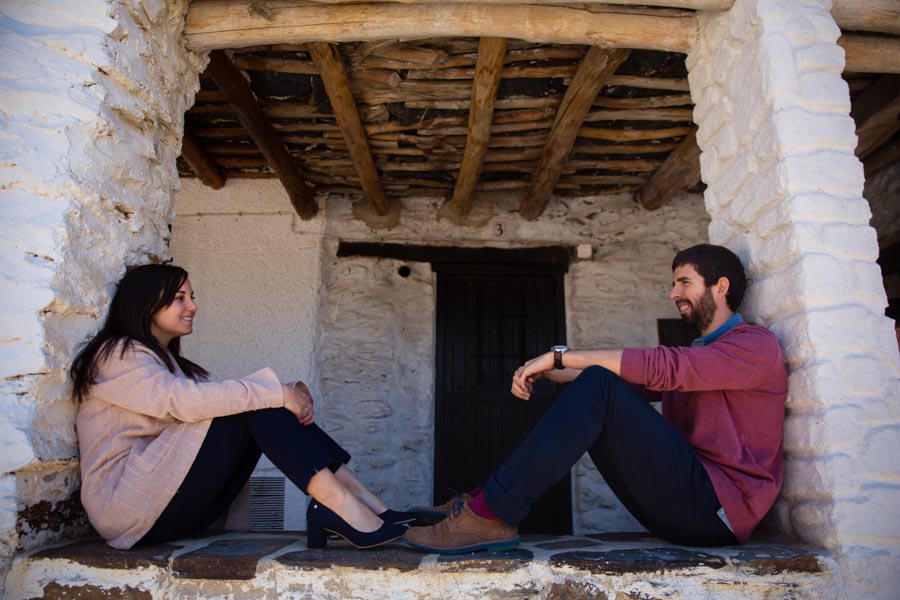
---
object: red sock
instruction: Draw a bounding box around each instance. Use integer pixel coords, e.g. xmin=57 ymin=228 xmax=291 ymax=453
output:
xmin=468 ymin=491 xmax=498 ymax=520
xmin=470 ymin=487 xmax=483 ymax=499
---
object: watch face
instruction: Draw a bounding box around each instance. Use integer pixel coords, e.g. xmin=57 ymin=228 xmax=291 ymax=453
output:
xmin=552 ymin=345 xmax=568 ymax=352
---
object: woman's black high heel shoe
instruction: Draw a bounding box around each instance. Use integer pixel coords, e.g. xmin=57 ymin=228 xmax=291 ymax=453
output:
xmin=378 ymin=509 xmax=418 ymax=525
xmin=306 ymin=501 xmax=406 ymax=549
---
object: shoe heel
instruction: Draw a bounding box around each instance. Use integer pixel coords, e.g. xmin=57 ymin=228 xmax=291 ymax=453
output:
xmin=307 ymin=525 xmax=326 ymax=549
xmin=306 ymin=502 xmax=327 ymax=549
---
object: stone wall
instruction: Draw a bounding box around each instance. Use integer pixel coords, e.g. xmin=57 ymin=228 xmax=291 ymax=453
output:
xmin=0 ymin=0 xmax=203 ymax=588
xmin=688 ymin=0 xmax=900 ymax=596
xmin=171 ymin=178 xmax=711 ymax=530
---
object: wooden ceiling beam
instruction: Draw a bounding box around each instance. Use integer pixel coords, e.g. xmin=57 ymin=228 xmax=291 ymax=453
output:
xmin=448 ymin=37 xmax=507 ymax=217
xmin=635 ymin=127 xmax=700 ymax=210
xmin=850 ymin=75 xmax=900 ymax=160
xmin=831 ymin=0 xmax=900 ymax=36
xmin=863 ymin=138 xmax=900 ymax=178
xmin=184 ymin=2 xmax=696 ymax=53
xmin=519 ymin=47 xmax=630 ymax=220
xmin=839 ymin=34 xmax=900 ymax=74
xmin=205 ymin=50 xmax=317 ymax=218
xmin=180 ymin=130 xmax=226 ymax=189
xmin=307 ymin=42 xmax=389 ymax=215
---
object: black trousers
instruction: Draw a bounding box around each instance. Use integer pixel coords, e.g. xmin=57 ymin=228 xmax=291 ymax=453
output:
xmin=140 ymin=408 xmax=350 ymax=544
xmin=481 ymin=366 xmax=737 ymax=546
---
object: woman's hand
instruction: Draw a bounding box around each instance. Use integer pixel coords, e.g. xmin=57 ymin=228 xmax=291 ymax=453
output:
xmin=282 ymin=381 xmax=315 ymax=425
xmin=511 ymin=352 xmax=554 ymax=401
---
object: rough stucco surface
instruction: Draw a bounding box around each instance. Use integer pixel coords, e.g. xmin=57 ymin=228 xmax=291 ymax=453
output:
xmin=0 ymin=0 xmax=203 ymax=583
xmin=689 ymin=0 xmax=900 ymax=596
xmin=171 ymin=178 xmax=710 ymax=532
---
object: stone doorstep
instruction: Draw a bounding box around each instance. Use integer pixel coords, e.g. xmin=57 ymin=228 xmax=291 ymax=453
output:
xmin=6 ymin=531 xmax=836 ymax=600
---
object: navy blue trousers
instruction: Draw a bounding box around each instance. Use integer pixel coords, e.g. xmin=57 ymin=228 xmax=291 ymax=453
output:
xmin=140 ymin=408 xmax=349 ymax=544
xmin=481 ymin=366 xmax=737 ymax=546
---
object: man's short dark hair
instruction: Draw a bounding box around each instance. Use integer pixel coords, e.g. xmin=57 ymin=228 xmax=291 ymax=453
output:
xmin=672 ymin=244 xmax=747 ymax=311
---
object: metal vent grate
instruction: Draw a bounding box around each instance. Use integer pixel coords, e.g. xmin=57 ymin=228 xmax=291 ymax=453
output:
xmin=249 ymin=476 xmax=285 ymax=531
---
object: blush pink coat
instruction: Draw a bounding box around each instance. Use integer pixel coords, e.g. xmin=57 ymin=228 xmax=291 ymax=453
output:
xmin=76 ymin=341 xmax=284 ymax=549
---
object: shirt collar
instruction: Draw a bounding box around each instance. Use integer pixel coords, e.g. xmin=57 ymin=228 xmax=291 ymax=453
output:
xmin=691 ymin=313 xmax=743 ymax=346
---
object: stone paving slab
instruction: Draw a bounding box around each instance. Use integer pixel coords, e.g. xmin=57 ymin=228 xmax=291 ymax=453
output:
xmin=6 ymin=531 xmax=837 ymax=600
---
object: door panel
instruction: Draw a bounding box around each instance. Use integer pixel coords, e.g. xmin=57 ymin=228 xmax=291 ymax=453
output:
xmin=434 ymin=265 xmax=571 ymax=534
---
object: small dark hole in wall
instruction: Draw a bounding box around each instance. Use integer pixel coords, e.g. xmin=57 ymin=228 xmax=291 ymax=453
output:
xmin=397 ymin=265 xmax=411 ymax=278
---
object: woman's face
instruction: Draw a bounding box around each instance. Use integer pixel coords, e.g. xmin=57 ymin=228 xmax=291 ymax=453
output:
xmin=151 ymin=279 xmax=197 ymax=346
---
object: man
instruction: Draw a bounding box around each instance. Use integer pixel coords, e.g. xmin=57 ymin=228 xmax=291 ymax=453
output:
xmin=405 ymin=244 xmax=787 ymax=553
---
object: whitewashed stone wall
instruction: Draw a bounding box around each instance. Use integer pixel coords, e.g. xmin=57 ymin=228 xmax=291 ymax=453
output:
xmin=689 ymin=0 xmax=900 ymax=596
xmin=171 ymin=178 xmax=710 ymax=531
xmin=0 ymin=0 xmax=203 ymax=587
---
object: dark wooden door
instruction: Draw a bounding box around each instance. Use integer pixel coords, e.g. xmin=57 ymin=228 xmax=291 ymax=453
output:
xmin=434 ymin=263 xmax=571 ymax=534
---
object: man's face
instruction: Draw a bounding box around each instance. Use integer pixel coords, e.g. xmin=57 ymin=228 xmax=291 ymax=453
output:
xmin=670 ymin=264 xmax=718 ymax=333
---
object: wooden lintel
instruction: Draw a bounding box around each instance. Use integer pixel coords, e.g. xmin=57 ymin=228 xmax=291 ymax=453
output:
xmin=832 ymin=0 xmax=900 ymax=36
xmin=448 ymin=37 xmax=507 ymax=217
xmin=180 ymin=130 xmax=226 ymax=189
xmin=307 ymin=42 xmax=389 ymax=215
xmin=519 ymin=47 xmax=631 ymax=220
xmin=635 ymin=127 xmax=700 ymax=210
xmin=205 ymin=50 xmax=317 ymax=219
xmin=839 ymin=34 xmax=900 ymax=74
xmin=184 ymin=2 xmax=696 ymax=53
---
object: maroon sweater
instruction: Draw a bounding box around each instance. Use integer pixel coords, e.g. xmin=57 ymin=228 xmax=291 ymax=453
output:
xmin=620 ymin=322 xmax=787 ymax=543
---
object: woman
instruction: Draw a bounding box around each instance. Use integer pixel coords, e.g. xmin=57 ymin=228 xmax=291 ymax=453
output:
xmin=71 ymin=264 xmax=411 ymax=550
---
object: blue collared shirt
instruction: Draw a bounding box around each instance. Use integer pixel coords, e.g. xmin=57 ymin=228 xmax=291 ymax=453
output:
xmin=691 ymin=313 xmax=744 ymax=347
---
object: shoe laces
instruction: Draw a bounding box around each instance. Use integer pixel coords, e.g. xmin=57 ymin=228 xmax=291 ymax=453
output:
xmin=448 ymin=498 xmax=466 ymax=520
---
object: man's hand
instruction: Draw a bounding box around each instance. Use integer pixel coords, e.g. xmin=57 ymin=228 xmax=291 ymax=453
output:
xmin=511 ymin=352 xmax=554 ymax=400
xmin=282 ymin=381 xmax=315 ymax=425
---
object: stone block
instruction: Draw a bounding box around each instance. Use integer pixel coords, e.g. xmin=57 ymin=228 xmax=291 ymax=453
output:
xmin=797 ymin=70 xmax=852 ymax=111
xmin=771 ymin=108 xmax=857 ymax=154
xmin=34 ymin=537 xmax=177 ymax=569
xmin=277 ymin=545 xmax=424 ymax=572
xmin=550 ymin=547 xmax=726 ymax=574
xmin=172 ymin=537 xmax=296 ymax=580
xmin=780 ymin=151 xmax=863 ymax=197
xmin=28 ymin=581 xmax=152 ymax=600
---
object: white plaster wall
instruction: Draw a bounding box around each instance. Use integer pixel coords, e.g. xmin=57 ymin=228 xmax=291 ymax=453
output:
xmin=172 ymin=179 xmax=710 ymax=532
xmin=689 ymin=0 xmax=900 ymax=596
xmin=0 ymin=0 xmax=203 ymax=582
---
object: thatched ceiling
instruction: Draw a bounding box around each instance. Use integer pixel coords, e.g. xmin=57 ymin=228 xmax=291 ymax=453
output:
xmin=177 ymin=1 xmax=900 ymax=221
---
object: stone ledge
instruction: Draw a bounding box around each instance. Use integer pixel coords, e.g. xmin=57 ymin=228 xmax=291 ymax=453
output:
xmin=5 ymin=531 xmax=837 ymax=600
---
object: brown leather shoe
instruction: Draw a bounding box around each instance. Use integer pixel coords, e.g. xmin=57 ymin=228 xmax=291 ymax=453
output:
xmin=403 ymin=501 xmax=519 ymax=554
xmin=410 ymin=493 xmax=472 ymax=516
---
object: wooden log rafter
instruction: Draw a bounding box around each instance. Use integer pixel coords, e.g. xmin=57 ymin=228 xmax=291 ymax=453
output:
xmin=635 ymin=127 xmax=700 ymax=210
xmin=307 ymin=41 xmax=389 ymax=215
xmin=448 ymin=37 xmax=507 ymax=217
xmin=180 ymin=130 xmax=227 ymax=189
xmin=205 ymin=50 xmax=317 ymax=218
xmin=184 ymin=2 xmax=697 ymax=53
xmin=851 ymin=74 xmax=900 ymax=160
xmin=519 ymin=47 xmax=631 ymax=220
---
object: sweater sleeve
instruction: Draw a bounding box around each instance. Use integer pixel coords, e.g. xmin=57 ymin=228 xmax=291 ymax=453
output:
xmin=89 ymin=343 xmax=285 ymax=422
xmin=620 ymin=326 xmax=784 ymax=393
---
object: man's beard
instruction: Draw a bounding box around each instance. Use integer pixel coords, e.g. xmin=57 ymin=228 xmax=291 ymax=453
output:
xmin=679 ymin=287 xmax=717 ymax=332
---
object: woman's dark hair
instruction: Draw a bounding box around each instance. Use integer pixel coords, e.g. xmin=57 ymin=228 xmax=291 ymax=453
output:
xmin=672 ymin=244 xmax=747 ymax=312
xmin=70 ymin=264 xmax=208 ymax=401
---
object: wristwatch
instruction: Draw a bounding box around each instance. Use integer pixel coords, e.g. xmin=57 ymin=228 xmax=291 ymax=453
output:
xmin=551 ymin=345 xmax=568 ymax=369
